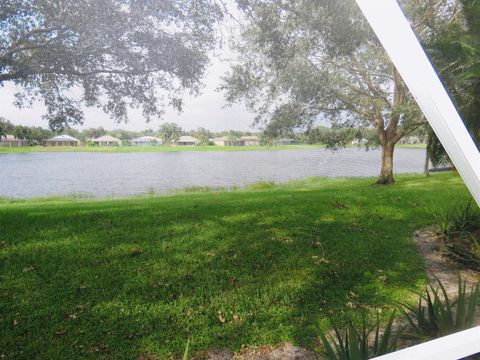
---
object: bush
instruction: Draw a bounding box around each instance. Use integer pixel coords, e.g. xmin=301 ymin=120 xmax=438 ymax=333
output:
xmin=436 ymin=201 xmax=480 ymax=271
xmin=400 ymin=275 xmax=480 ymax=339
xmin=318 ymin=276 xmax=479 ymax=359
xmin=317 ymin=311 xmax=398 ymax=360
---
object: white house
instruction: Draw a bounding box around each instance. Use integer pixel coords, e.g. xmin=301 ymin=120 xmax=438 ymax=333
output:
xmin=44 ymin=134 xmax=80 ymax=147
xmin=240 ymin=135 xmax=260 ymax=146
xmin=92 ymin=135 xmax=122 ymax=146
xmin=212 ymin=136 xmax=242 ymax=146
xmin=176 ymin=136 xmax=199 ymax=146
xmin=130 ymin=136 xmax=162 ymax=146
xmin=0 ymin=135 xmax=31 ymax=147
xmin=398 ymin=135 xmax=424 ymax=145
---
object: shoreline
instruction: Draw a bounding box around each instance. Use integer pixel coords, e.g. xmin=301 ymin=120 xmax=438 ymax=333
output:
xmin=0 ymin=172 xmax=437 ymax=203
xmin=0 ymin=143 xmax=426 ymax=154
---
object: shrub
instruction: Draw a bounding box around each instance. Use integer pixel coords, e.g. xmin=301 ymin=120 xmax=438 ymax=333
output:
xmin=400 ymin=275 xmax=480 ymax=339
xmin=317 ymin=276 xmax=479 ymax=359
xmin=436 ymin=201 xmax=480 ymax=271
xmin=436 ymin=201 xmax=480 ymax=239
xmin=317 ymin=311 xmax=398 ymax=360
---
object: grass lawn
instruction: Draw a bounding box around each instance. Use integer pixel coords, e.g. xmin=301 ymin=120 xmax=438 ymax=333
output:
xmin=0 ymin=143 xmax=424 ymax=154
xmin=0 ymin=172 xmax=470 ymax=359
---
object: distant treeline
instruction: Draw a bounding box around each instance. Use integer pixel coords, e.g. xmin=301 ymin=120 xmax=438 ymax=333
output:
xmin=0 ymin=119 xmax=261 ymax=145
xmin=0 ymin=118 xmax=425 ymax=146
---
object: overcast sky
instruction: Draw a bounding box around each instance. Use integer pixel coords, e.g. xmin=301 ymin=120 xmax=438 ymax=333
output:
xmin=0 ymin=1 xmax=255 ymax=133
xmin=0 ymin=53 xmax=255 ymax=132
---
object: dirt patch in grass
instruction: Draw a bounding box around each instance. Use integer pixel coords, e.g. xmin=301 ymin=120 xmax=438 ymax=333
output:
xmin=202 ymin=343 xmax=315 ymax=360
xmin=413 ymin=229 xmax=479 ymax=297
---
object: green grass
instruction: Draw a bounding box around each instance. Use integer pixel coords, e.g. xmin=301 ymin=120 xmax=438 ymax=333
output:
xmin=0 ymin=143 xmax=425 ymax=153
xmin=0 ymin=173 xmax=470 ymax=359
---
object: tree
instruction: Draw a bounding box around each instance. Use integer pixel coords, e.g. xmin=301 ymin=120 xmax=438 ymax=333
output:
xmin=0 ymin=119 xmax=7 ymax=139
xmin=109 ymin=129 xmax=136 ymax=143
xmin=191 ymin=127 xmax=213 ymax=145
xmin=79 ymin=127 xmax=106 ymax=142
xmin=13 ymin=125 xmax=31 ymax=140
xmin=159 ymin=122 xmax=182 ymax=144
xmin=29 ymin=126 xmax=53 ymax=143
xmin=261 ymin=103 xmax=301 ymax=143
xmin=423 ymin=0 xmax=480 ymax=171
xmin=0 ymin=0 xmax=223 ymax=130
xmin=0 ymin=118 xmax=15 ymax=135
xmin=63 ymin=127 xmax=81 ymax=140
xmin=221 ymin=0 xmax=455 ymax=184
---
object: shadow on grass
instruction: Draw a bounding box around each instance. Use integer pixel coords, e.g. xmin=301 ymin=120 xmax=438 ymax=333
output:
xmin=0 ymin=173 xmax=473 ymax=359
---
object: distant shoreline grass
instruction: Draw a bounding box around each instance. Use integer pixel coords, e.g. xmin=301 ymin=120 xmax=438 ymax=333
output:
xmin=0 ymin=143 xmax=425 ymax=154
xmin=0 ymin=172 xmax=469 ymax=359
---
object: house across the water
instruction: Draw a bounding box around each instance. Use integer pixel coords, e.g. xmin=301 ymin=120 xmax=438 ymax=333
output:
xmin=240 ymin=135 xmax=260 ymax=146
xmin=44 ymin=135 xmax=80 ymax=147
xmin=0 ymin=135 xmax=31 ymax=147
xmin=92 ymin=135 xmax=122 ymax=146
xmin=212 ymin=136 xmax=243 ymax=146
xmin=176 ymin=136 xmax=199 ymax=146
xmin=130 ymin=136 xmax=163 ymax=146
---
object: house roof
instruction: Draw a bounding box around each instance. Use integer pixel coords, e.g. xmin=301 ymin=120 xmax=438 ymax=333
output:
xmin=213 ymin=136 xmax=240 ymax=141
xmin=240 ymin=135 xmax=260 ymax=141
xmin=93 ymin=135 xmax=121 ymax=142
xmin=47 ymin=135 xmax=79 ymax=142
xmin=177 ymin=136 xmax=198 ymax=142
xmin=131 ymin=136 xmax=162 ymax=142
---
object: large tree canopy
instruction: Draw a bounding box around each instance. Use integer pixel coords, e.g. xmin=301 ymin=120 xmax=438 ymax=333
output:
xmin=221 ymin=0 xmax=456 ymax=184
xmin=0 ymin=0 xmax=223 ymax=131
xmin=424 ymin=0 xmax=480 ymax=169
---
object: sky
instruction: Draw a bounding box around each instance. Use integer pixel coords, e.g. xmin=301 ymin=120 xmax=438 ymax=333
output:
xmin=0 ymin=53 xmax=255 ymax=132
xmin=0 ymin=1 xmax=255 ymax=133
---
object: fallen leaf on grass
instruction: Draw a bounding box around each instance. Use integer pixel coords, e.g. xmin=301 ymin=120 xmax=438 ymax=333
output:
xmin=89 ymin=344 xmax=109 ymax=353
xmin=129 ymin=248 xmax=144 ymax=256
xmin=217 ymin=311 xmax=225 ymax=324
xmin=333 ymin=201 xmax=347 ymax=209
xmin=350 ymin=223 xmax=363 ymax=232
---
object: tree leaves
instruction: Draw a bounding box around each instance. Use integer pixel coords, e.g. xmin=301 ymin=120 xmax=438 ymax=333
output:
xmin=0 ymin=0 xmax=223 ymax=127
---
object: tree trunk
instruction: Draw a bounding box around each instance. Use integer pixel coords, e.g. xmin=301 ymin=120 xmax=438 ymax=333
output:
xmin=424 ymin=151 xmax=430 ymax=177
xmin=377 ymin=142 xmax=395 ymax=184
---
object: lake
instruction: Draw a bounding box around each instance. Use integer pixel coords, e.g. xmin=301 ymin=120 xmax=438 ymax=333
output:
xmin=0 ymin=148 xmax=426 ymax=198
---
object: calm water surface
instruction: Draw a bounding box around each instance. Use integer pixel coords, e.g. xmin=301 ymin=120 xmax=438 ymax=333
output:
xmin=0 ymin=148 xmax=426 ymax=198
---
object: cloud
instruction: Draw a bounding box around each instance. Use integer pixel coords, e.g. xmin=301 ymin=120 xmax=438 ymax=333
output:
xmin=0 ymin=50 xmax=254 ymax=132
xmin=0 ymin=0 xmax=255 ymax=133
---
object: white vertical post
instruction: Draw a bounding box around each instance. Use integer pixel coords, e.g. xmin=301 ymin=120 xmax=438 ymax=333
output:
xmin=354 ymin=0 xmax=480 ymax=206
